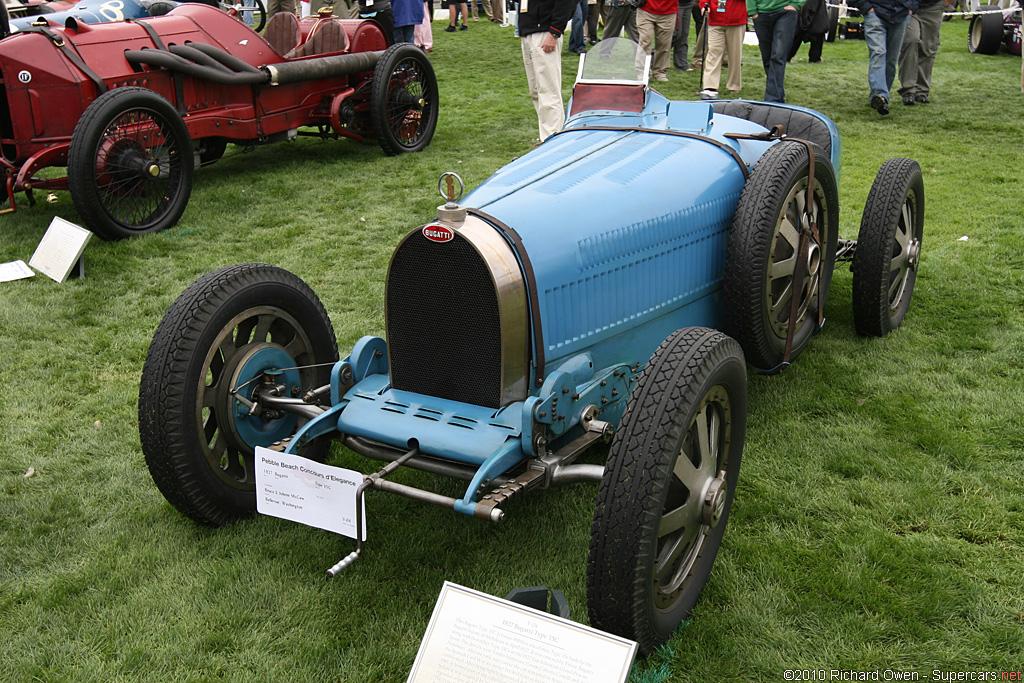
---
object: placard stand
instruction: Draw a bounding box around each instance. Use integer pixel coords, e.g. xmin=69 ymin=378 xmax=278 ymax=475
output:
xmin=28 ymin=217 xmax=92 ymax=283
xmin=407 ymin=582 xmax=637 ymax=683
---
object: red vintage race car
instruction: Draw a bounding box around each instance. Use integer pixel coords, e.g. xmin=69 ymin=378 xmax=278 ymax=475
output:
xmin=0 ymin=3 xmax=438 ymax=239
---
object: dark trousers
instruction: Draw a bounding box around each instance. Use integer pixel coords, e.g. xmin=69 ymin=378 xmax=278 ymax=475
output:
xmin=752 ymin=8 xmax=798 ymax=103
xmin=672 ymin=0 xmax=695 ymax=68
xmin=788 ymin=28 xmax=825 ymax=62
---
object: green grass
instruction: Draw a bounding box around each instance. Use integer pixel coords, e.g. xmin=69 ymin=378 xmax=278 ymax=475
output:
xmin=2 ymin=19 xmax=1023 ymax=682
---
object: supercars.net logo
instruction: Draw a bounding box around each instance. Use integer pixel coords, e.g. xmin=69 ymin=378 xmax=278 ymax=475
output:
xmin=422 ymin=225 xmax=454 ymax=243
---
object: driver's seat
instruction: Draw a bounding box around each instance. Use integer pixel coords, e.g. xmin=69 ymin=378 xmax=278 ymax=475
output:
xmin=265 ymin=11 xmax=301 ymax=57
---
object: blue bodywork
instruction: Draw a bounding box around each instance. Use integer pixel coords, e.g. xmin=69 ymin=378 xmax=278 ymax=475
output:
xmin=282 ymin=88 xmax=842 ymax=520
xmin=8 ymin=0 xmax=161 ymax=32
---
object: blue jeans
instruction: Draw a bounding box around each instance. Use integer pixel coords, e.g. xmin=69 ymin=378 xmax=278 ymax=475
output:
xmin=863 ymin=10 xmax=909 ymax=101
xmin=394 ymin=24 xmax=416 ymax=43
xmin=569 ymin=0 xmax=587 ymax=52
xmin=752 ymin=8 xmax=798 ymax=103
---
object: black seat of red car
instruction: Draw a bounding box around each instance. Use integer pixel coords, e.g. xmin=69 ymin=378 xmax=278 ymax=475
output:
xmin=265 ymin=11 xmax=301 ymax=57
xmin=711 ymin=101 xmax=832 ymax=158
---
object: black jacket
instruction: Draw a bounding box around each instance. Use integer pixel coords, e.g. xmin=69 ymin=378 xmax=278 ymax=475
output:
xmin=518 ymin=0 xmax=576 ymax=38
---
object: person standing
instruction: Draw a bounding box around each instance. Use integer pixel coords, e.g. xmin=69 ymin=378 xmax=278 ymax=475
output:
xmin=603 ymin=0 xmax=640 ymax=42
xmin=897 ymin=0 xmax=943 ymax=104
xmin=848 ymin=0 xmax=918 ymax=114
xmin=394 ymin=0 xmax=426 ymax=42
xmin=569 ymin=0 xmax=589 ymax=53
xmin=673 ymin=0 xmax=696 ymax=71
xmin=748 ymin=0 xmax=803 ymax=102
xmin=359 ymin=0 xmax=396 ymax=42
xmin=520 ymin=0 xmax=575 ymax=141
xmin=699 ymin=0 xmax=747 ymax=97
xmin=787 ymin=0 xmax=828 ymax=62
xmin=444 ymin=0 xmax=470 ymax=31
xmin=415 ymin=0 xmax=435 ymax=50
xmin=637 ymin=0 xmax=679 ymax=81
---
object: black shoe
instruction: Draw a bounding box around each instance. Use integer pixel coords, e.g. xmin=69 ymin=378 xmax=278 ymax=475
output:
xmin=870 ymin=94 xmax=889 ymax=115
xmin=445 ymin=24 xmax=456 ymax=31
xmin=915 ymin=93 xmax=930 ymax=104
xmin=459 ymin=23 xmax=468 ymax=30
xmin=901 ymin=92 xmax=916 ymax=106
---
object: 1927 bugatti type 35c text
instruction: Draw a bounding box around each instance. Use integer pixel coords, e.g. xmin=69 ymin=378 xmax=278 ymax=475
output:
xmin=0 ymin=1 xmax=437 ymax=239
xmin=139 ymin=40 xmax=924 ymax=653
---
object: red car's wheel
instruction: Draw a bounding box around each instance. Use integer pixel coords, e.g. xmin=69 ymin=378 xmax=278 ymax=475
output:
xmin=370 ymin=43 xmax=438 ymax=156
xmin=68 ymin=87 xmax=194 ymax=241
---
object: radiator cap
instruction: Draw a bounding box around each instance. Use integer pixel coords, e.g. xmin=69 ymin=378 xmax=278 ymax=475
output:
xmin=436 ymin=171 xmax=466 ymax=226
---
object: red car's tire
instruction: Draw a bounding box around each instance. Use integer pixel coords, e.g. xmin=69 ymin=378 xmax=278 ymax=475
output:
xmin=370 ymin=43 xmax=439 ymax=156
xmin=68 ymin=87 xmax=194 ymax=240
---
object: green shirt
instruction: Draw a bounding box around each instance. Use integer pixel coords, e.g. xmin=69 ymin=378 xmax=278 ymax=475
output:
xmin=746 ymin=0 xmax=805 ymax=16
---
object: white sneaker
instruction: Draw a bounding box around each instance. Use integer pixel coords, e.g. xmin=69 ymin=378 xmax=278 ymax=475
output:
xmin=699 ymin=89 xmax=718 ymax=100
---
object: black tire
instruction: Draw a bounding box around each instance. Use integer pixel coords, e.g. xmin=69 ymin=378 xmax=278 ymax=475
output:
xmin=370 ymin=43 xmax=438 ymax=156
xmin=198 ymin=137 xmax=228 ymax=166
xmin=852 ymin=158 xmax=924 ymax=337
xmin=68 ymin=87 xmax=194 ymax=241
xmin=826 ymin=6 xmax=839 ymax=42
xmin=139 ymin=264 xmax=339 ymax=526
xmin=968 ymin=5 xmax=1003 ymax=54
xmin=723 ymin=141 xmax=839 ymax=371
xmin=587 ymin=327 xmax=747 ymax=655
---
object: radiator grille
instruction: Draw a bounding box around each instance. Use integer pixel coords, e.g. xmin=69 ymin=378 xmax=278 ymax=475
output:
xmin=386 ymin=230 xmax=503 ymax=408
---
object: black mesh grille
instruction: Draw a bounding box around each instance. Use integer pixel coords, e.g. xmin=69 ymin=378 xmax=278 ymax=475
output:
xmin=386 ymin=230 xmax=503 ymax=408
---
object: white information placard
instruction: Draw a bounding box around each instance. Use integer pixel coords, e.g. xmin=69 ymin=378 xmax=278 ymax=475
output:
xmin=0 ymin=260 xmax=35 ymax=282
xmin=28 ymin=217 xmax=91 ymax=283
xmin=254 ymin=446 xmax=366 ymax=539
xmin=408 ymin=582 xmax=637 ymax=683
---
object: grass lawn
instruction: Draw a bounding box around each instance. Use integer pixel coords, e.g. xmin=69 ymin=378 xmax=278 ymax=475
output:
xmin=1 ymin=16 xmax=1022 ymax=683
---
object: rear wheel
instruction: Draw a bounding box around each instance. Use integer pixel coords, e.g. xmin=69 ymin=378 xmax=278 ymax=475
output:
xmin=370 ymin=43 xmax=439 ymax=156
xmin=723 ymin=141 xmax=839 ymax=371
xmin=139 ymin=264 xmax=339 ymax=526
xmin=852 ymin=158 xmax=924 ymax=337
xmin=587 ymin=327 xmax=747 ymax=654
xmin=968 ymin=5 xmax=1003 ymax=54
xmin=68 ymin=87 xmax=194 ymax=240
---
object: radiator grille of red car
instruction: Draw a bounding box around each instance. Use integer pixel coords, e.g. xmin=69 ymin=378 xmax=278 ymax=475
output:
xmin=386 ymin=230 xmax=503 ymax=408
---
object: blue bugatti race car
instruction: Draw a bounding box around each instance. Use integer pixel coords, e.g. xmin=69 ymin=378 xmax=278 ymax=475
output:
xmin=138 ymin=39 xmax=924 ymax=653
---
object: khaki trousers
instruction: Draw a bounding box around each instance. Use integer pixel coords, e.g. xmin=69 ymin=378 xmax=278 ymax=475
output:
xmin=703 ymin=24 xmax=743 ymax=93
xmin=521 ymin=32 xmax=565 ymax=141
xmin=637 ymin=9 xmax=677 ymax=78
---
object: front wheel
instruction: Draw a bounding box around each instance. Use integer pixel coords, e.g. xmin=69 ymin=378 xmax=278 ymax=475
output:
xmin=587 ymin=327 xmax=747 ymax=654
xmin=370 ymin=43 xmax=439 ymax=156
xmin=852 ymin=158 xmax=924 ymax=337
xmin=139 ymin=264 xmax=339 ymax=526
xmin=68 ymin=87 xmax=194 ymax=240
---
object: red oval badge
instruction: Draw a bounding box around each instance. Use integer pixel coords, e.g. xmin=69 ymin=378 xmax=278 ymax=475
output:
xmin=422 ymin=225 xmax=454 ymax=243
